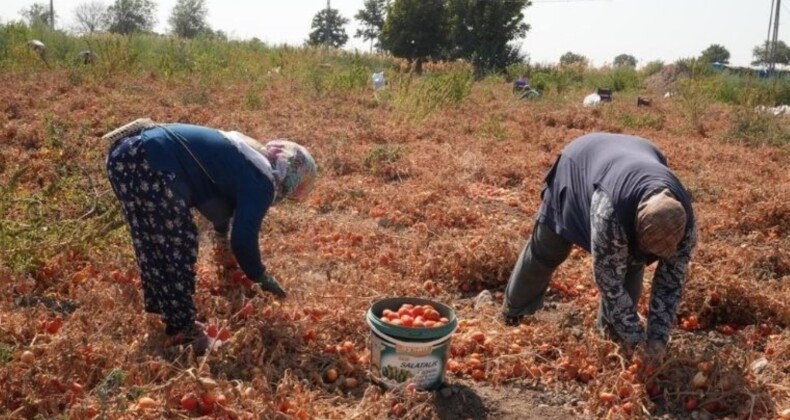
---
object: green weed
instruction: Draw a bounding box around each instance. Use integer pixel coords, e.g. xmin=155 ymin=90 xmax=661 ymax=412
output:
xmin=394 ymin=68 xmax=473 ymax=120
xmin=0 ymin=343 xmax=12 ymax=364
xmin=619 ymin=111 xmax=665 ymax=130
xmin=479 ymin=114 xmax=508 ymax=141
xmin=364 ymin=144 xmax=404 ymax=170
xmin=728 ymin=108 xmax=790 ymax=147
xmin=675 ymin=77 xmax=713 ymax=136
xmin=243 ymin=90 xmax=264 ymax=111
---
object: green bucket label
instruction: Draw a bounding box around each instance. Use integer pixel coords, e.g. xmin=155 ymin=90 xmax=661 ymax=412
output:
xmin=370 ymin=332 xmax=450 ymax=390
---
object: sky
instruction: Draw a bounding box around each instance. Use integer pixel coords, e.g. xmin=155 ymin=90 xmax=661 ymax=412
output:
xmin=1 ymin=0 xmax=788 ymax=68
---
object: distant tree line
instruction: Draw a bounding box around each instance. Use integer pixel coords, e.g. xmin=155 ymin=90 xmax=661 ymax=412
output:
xmin=15 ymin=0 xmax=790 ymax=71
xmin=18 ymin=0 xmax=224 ymax=39
xmin=559 ymin=41 xmax=790 ymax=70
xmin=308 ymin=0 xmax=532 ymax=74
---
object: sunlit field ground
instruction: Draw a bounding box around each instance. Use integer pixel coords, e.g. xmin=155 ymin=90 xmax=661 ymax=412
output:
xmin=1 ymin=32 xmax=788 ymax=419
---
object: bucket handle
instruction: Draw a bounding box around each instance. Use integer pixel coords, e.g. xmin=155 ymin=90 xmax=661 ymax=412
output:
xmin=367 ymin=317 xmax=458 ymax=348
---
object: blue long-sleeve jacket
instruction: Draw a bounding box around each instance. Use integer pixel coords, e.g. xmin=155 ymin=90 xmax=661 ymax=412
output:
xmin=140 ymin=124 xmax=274 ymax=279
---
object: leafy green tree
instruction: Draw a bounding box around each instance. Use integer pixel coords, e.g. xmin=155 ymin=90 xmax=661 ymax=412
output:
xmin=752 ymin=40 xmax=790 ymax=66
xmin=72 ymin=1 xmax=107 ymax=33
xmin=613 ymin=53 xmax=637 ymax=68
xmin=354 ymin=0 xmax=388 ymax=52
xmin=640 ymin=60 xmax=664 ymax=77
xmin=445 ymin=0 xmax=530 ymax=74
xmin=20 ymin=2 xmax=55 ymax=27
xmin=206 ymin=29 xmax=227 ymax=40
xmin=106 ymin=0 xmax=156 ymax=34
xmin=307 ymin=7 xmax=349 ymax=48
xmin=699 ymin=44 xmax=730 ymax=64
xmin=559 ymin=51 xmax=587 ymax=67
xmin=381 ymin=0 xmax=446 ymax=73
xmin=169 ymin=0 xmax=209 ymax=38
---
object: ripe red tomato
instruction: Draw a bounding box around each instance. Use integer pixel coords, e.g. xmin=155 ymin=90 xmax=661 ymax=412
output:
xmin=383 ymin=303 xmax=450 ymax=328
xmin=44 ymin=317 xmax=64 ymax=334
xmin=598 ymin=392 xmax=617 ymax=403
xmin=230 ymin=271 xmax=245 ymax=284
xmin=206 ymin=324 xmax=218 ymax=338
xmin=424 ymin=310 xmax=440 ymax=322
xmin=180 ymin=393 xmax=199 ymax=411
xmin=717 ymin=325 xmax=736 ymax=335
xmin=239 ymin=302 xmax=254 ymax=318
xmin=303 ymin=329 xmax=317 ymax=341
xmin=200 ymin=393 xmax=216 ymax=412
xmin=218 ymin=327 xmax=231 ymax=341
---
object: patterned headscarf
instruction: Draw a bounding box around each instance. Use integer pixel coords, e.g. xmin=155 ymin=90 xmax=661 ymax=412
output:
xmin=263 ymin=140 xmax=317 ymax=203
xmin=636 ymin=189 xmax=687 ymax=259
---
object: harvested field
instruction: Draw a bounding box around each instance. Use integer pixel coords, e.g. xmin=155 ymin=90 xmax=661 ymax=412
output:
xmin=0 ymin=58 xmax=788 ymax=419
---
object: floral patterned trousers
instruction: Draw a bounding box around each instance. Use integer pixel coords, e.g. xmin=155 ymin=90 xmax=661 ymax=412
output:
xmin=106 ymin=135 xmax=198 ymax=336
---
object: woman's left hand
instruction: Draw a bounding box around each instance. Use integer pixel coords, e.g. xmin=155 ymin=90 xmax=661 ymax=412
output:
xmin=254 ymin=274 xmax=287 ymax=299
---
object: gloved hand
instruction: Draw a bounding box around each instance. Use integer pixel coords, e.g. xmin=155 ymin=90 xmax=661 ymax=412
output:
xmin=253 ymin=273 xmax=287 ymax=299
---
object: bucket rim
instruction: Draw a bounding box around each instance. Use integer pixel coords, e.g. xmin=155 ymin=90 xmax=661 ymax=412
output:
xmin=367 ymin=296 xmax=458 ymax=340
xmin=367 ymin=316 xmax=457 ymax=348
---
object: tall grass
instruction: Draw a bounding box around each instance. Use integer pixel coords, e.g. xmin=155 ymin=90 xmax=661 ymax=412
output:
xmin=0 ymin=124 xmax=124 ymax=273
xmin=639 ymin=60 xmax=665 ymax=78
xmin=728 ymin=108 xmax=790 ymax=147
xmin=393 ymin=68 xmax=474 ymax=121
xmin=675 ymin=77 xmax=713 ymax=136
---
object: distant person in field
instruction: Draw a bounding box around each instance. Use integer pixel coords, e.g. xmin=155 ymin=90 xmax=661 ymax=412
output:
xmin=105 ymin=123 xmax=317 ymax=353
xmin=502 ymin=132 xmax=696 ymax=360
xmin=513 ymin=75 xmax=529 ymax=92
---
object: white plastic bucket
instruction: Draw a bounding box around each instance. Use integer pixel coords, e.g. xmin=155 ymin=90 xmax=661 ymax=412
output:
xmin=366 ymin=297 xmax=458 ymax=390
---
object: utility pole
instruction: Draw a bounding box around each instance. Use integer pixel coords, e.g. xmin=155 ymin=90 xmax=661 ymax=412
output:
xmin=771 ymin=0 xmax=781 ymax=72
xmin=325 ymin=0 xmax=331 ymax=46
xmin=766 ymin=0 xmax=781 ymax=72
xmin=50 ymin=0 xmax=54 ymax=28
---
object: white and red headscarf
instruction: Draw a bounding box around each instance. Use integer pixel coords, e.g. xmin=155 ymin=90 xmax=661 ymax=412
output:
xmin=221 ymin=131 xmax=317 ymax=203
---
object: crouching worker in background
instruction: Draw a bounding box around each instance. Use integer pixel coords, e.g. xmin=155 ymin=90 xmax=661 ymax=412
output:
xmin=105 ymin=122 xmax=317 ymax=354
xmin=503 ymin=132 xmax=696 ymax=361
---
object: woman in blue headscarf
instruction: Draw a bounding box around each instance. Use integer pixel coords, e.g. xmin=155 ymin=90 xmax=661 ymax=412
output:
xmin=105 ymin=122 xmax=317 ymax=353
